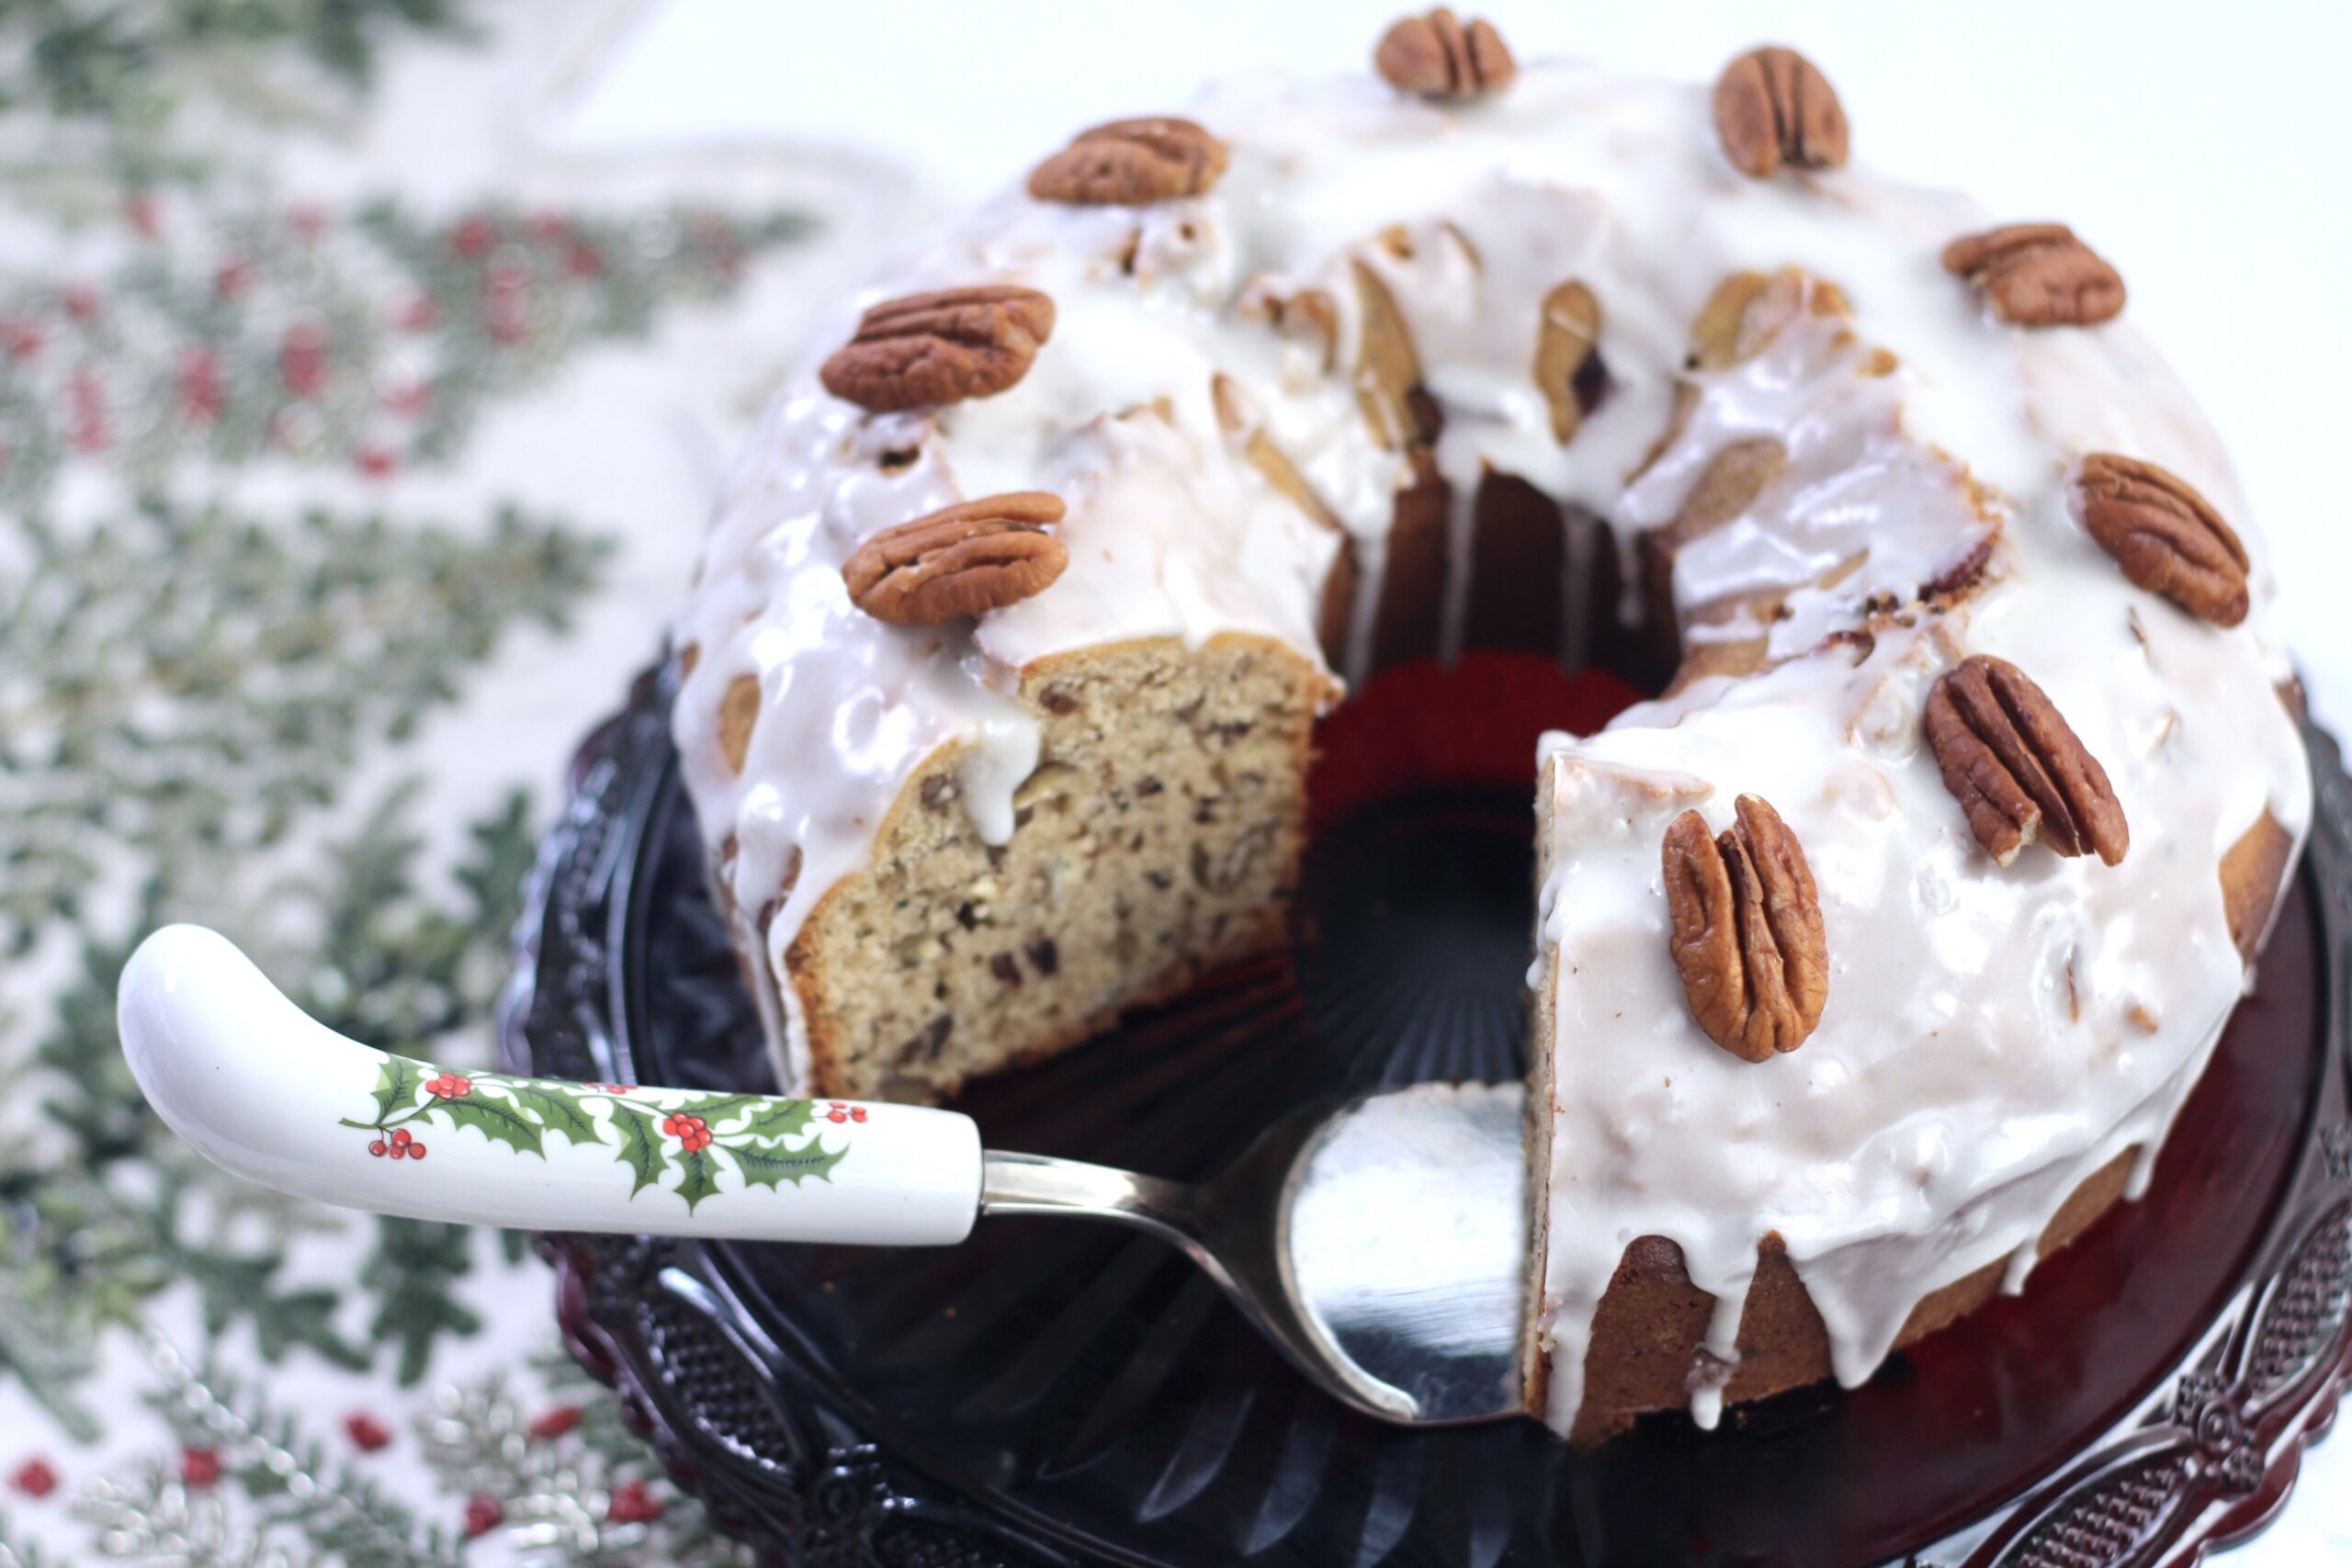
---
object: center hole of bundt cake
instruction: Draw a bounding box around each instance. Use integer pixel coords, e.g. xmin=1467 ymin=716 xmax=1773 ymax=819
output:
xmin=1293 ymin=784 xmax=1534 ymax=1085
xmin=1292 ymin=653 xmax=1645 ymax=1087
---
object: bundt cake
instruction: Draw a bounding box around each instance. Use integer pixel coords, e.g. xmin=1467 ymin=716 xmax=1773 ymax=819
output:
xmin=670 ymin=14 xmax=2311 ymax=1440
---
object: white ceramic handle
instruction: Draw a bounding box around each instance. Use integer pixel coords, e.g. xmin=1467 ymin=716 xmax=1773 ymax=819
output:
xmin=117 ymin=924 xmax=983 ymax=1246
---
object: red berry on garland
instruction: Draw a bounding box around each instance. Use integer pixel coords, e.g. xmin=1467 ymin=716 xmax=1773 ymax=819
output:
xmin=61 ymin=283 xmax=99 ymax=321
xmin=527 ymin=1404 xmax=583 ymax=1441
xmin=179 ymin=1447 xmax=222 ymax=1487
xmin=214 ymin=257 xmax=254 ymax=299
xmin=66 ymin=370 xmax=108 ymax=454
xmin=368 ymin=1140 xmax=388 ymax=1157
xmin=462 ymin=1493 xmax=504 ymax=1538
xmin=280 ymin=322 xmax=328 ymax=398
xmin=564 ymin=239 xmax=604 ymax=279
xmin=124 ymin=193 xmax=161 ymax=237
xmin=178 ymin=349 xmax=223 ymax=422
xmin=356 ymin=444 xmax=396 ymax=479
xmin=484 ymin=276 xmax=531 ymax=344
xmin=288 ymin=202 xmax=330 ymax=238
xmin=10 ymin=1457 xmax=58 ymax=1498
xmin=345 ymin=1412 xmax=391 ymax=1451
xmin=0 ymin=318 xmax=41 ymax=362
xmin=606 ymin=1478 xmax=664 ymax=1525
xmin=395 ymin=294 xmax=438 ymax=331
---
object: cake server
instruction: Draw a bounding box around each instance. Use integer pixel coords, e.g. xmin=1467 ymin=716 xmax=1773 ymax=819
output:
xmin=118 ymin=923 xmax=1530 ymax=1426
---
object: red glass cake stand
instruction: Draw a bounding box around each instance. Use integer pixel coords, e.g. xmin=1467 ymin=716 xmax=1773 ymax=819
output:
xmin=505 ymin=654 xmax=2352 ymax=1567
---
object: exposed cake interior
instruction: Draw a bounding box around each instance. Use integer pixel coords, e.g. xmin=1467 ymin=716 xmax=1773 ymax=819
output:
xmin=672 ymin=51 xmax=2312 ymax=1439
xmin=782 ymin=634 xmax=1328 ymax=1102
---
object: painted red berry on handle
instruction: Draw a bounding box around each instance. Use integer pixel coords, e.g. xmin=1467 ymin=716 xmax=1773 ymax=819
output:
xmin=369 ymin=1140 xmax=388 ymax=1157
xmin=850 ymin=1106 xmax=868 ymax=1122
xmin=409 ymin=1144 xmax=427 ymax=1160
xmin=392 ymin=1129 xmax=412 ymax=1147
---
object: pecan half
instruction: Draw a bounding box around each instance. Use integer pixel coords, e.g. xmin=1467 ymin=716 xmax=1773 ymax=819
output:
xmin=1374 ymin=9 xmax=1515 ymax=97
xmin=820 ymin=286 xmax=1055 ymax=412
xmin=1535 ymin=280 xmax=1606 ymax=444
xmin=842 ymin=493 xmax=1069 ymax=625
xmin=1663 ymin=795 xmax=1828 ymax=1062
xmin=1925 ymin=655 xmax=2128 ymax=865
xmin=1712 ymin=46 xmax=1849 ymax=178
xmin=1027 ymin=118 xmax=1228 ymax=206
xmin=2073 ymin=453 xmax=2250 ymax=626
xmin=1940 ymin=224 xmax=2124 ymax=327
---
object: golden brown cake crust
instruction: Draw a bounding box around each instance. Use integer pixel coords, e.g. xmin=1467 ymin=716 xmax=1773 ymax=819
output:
xmin=1534 ymin=1147 xmax=2138 ymax=1444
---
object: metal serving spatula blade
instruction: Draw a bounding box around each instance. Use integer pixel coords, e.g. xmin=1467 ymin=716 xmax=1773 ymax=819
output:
xmin=118 ymin=924 xmax=1531 ymax=1427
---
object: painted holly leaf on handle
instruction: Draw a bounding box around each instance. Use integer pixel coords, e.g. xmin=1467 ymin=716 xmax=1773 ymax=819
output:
xmin=673 ymin=1150 xmax=724 ymax=1213
xmin=497 ymin=1079 xmax=602 ymax=1147
xmin=368 ymin=1058 xmax=423 ymax=1124
xmin=731 ymin=1098 xmax=815 ymax=1141
xmin=728 ymin=1136 xmax=847 ymax=1191
xmin=343 ymin=1054 xmax=851 ymax=1209
xmin=432 ymin=1094 xmax=546 ymax=1158
xmin=610 ymin=1105 xmax=673 ymax=1198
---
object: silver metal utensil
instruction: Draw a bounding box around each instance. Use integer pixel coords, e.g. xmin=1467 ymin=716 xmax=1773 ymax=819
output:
xmin=119 ymin=924 xmax=1530 ymax=1426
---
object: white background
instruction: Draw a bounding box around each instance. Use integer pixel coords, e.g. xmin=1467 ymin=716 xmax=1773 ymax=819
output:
xmin=552 ymin=4 xmax=2352 ymax=1559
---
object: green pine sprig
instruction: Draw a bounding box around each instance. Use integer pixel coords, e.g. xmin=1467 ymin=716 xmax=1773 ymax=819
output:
xmin=0 ymin=499 xmax=605 ymax=956
xmin=137 ymin=1346 xmax=460 ymax=1568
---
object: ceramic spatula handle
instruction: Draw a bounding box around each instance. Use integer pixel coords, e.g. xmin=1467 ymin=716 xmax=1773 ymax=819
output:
xmin=117 ymin=924 xmax=983 ymax=1246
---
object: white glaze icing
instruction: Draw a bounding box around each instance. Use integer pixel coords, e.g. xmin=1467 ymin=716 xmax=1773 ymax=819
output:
xmin=672 ymin=59 xmax=2311 ymax=1437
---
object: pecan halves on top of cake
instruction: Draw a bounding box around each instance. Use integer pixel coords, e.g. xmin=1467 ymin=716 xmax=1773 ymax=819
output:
xmin=1027 ymin=118 xmax=1229 ymax=206
xmin=820 ymin=286 xmax=1056 ymax=412
xmin=1375 ymin=9 xmax=1515 ymax=98
xmin=2072 ymin=453 xmax=2251 ymax=626
xmin=842 ymin=493 xmax=1068 ymax=626
xmin=1925 ymin=655 xmax=2129 ymax=866
xmin=1941 ymin=224 xmax=2125 ymax=327
xmin=1712 ymin=46 xmax=1849 ymax=179
xmin=1663 ymin=795 xmax=1829 ymax=1063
